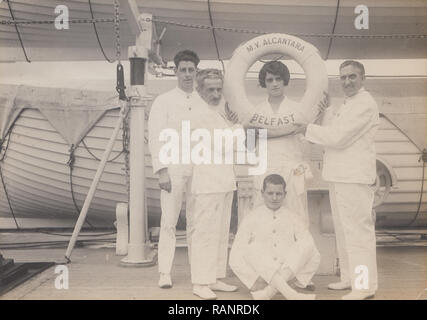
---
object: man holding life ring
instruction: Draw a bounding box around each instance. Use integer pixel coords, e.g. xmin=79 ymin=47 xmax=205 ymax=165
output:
xmin=294 ymin=60 xmax=379 ymax=300
xmin=187 ymin=68 xmax=240 ymax=299
xmin=250 ymin=61 xmax=312 ymax=229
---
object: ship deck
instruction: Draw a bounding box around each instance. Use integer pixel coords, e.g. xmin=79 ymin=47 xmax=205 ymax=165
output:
xmin=1 ymin=230 xmax=427 ymax=300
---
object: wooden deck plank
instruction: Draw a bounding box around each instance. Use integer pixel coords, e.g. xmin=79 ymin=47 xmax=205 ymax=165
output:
xmin=1 ymin=243 xmax=426 ymax=300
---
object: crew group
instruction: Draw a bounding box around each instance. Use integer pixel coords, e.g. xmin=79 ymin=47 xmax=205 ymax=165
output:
xmin=148 ymin=50 xmax=379 ymax=300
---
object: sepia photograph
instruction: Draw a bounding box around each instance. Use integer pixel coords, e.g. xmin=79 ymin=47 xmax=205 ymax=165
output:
xmin=0 ymin=0 xmax=426 ymax=306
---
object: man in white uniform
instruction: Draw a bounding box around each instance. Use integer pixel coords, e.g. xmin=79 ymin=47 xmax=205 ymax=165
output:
xmin=148 ymin=50 xmax=203 ymax=289
xmin=296 ymin=60 xmax=379 ymax=300
xmin=187 ymin=68 xmax=240 ymax=299
xmin=252 ymin=61 xmax=311 ymax=228
xmin=229 ymin=174 xmax=320 ymax=300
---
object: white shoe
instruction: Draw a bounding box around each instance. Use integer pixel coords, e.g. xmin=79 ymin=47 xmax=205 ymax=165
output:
xmin=328 ymin=281 xmax=351 ymax=290
xmin=294 ymin=280 xmax=315 ymax=291
xmin=250 ymin=285 xmax=277 ymax=300
xmin=209 ymin=280 xmax=238 ymax=292
xmin=342 ymin=291 xmax=375 ymax=300
xmin=193 ymin=285 xmax=217 ymax=300
xmin=158 ymin=273 xmax=172 ymax=289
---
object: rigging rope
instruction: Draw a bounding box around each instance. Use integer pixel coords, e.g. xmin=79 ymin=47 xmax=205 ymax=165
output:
xmin=407 ymin=156 xmax=426 ymax=227
xmin=379 ymin=113 xmax=424 ymax=153
xmin=0 ymin=163 xmax=19 ymax=229
xmin=379 ymin=113 xmax=426 ymax=227
xmin=67 ymin=144 xmax=95 ymax=229
xmin=0 ymin=106 xmax=129 ymax=231
xmin=207 ymin=0 xmax=225 ymax=72
xmin=148 ymin=17 xmax=427 ymax=39
xmin=325 ymin=0 xmax=340 ymax=60
xmin=0 ymin=131 xmax=12 ymax=163
xmin=81 ymin=139 xmax=124 ymax=162
xmin=88 ymin=0 xmax=114 ymax=63
xmin=6 ymin=0 xmax=30 ymax=63
xmin=1 ymin=16 xmax=425 ymax=39
xmin=0 ymin=18 xmax=126 ymax=25
xmin=66 ymin=105 xmax=130 ymax=229
xmin=0 ymin=115 xmax=20 ymax=229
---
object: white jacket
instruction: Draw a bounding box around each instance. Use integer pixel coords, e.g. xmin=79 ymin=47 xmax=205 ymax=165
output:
xmin=229 ymin=204 xmax=316 ymax=289
xmin=190 ymin=96 xmax=238 ymax=194
xmin=148 ymin=87 xmax=203 ymax=175
xmin=305 ymin=88 xmax=379 ymax=184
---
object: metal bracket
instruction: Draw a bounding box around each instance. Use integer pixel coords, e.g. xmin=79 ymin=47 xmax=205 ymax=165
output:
xmin=119 ymin=0 xmax=164 ymax=65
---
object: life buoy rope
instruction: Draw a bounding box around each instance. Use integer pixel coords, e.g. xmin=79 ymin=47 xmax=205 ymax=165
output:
xmin=224 ymin=33 xmax=328 ymax=136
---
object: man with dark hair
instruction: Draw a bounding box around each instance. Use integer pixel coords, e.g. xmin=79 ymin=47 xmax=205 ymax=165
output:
xmin=148 ymin=49 xmax=203 ymax=289
xmin=295 ymin=60 xmax=379 ymax=300
xmin=252 ymin=61 xmax=311 ymax=229
xmin=261 ymin=173 xmax=287 ymax=191
xmin=229 ymin=174 xmax=320 ymax=300
xmin=339 ymin=60 xmax=365 ymax=78
xmin=173 ymin=50 xmax=200 ymax=70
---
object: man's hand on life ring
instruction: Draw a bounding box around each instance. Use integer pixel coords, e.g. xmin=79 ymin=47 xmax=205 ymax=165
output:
xmin=158 ymin=168 xmax=172 ymax=193
xmin=313 ymin=91 xmax=330 ymax=124
xmin=293 ymin=164 xmax=306 ymax=176
xmin=317 ymin=91 xmax=330 ymax=113
xmin=225 ymin=102 xmax=239 ymax=124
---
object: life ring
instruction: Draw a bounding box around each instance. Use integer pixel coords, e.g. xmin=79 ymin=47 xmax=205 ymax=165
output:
xmin=223 ymin=33 xmax=328 ymax=136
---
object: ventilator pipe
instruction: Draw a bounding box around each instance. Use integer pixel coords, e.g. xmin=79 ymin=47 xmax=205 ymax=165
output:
xmin=65 ymin=102 xmax=128 ymax=262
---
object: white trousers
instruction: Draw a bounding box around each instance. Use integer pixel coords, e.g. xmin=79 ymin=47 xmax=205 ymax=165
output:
xmin=239 ymin=236 xmax=320 ymax=289
xmin=186 ymin=192 xmax=234 ymax=285
xmin=158 ymin=174 xmax=192 ymax=275
xmin=329 ymin=182 xmax=378 ymax=292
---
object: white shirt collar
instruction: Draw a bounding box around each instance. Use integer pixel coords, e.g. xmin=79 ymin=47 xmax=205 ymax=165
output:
xmin=175 ymin=86 xmax=194 ymax=98
xmin=261 ymin=204 xmax=288 ymax=216
xmin=344 ymin=87 xmax=365 ymax=103
xmin=264 ymin=96 xmax=289 ymax=113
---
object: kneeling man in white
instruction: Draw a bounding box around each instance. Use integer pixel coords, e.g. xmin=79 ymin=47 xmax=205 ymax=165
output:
xmin=229 ymin=174 xmax=320 ymax=300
